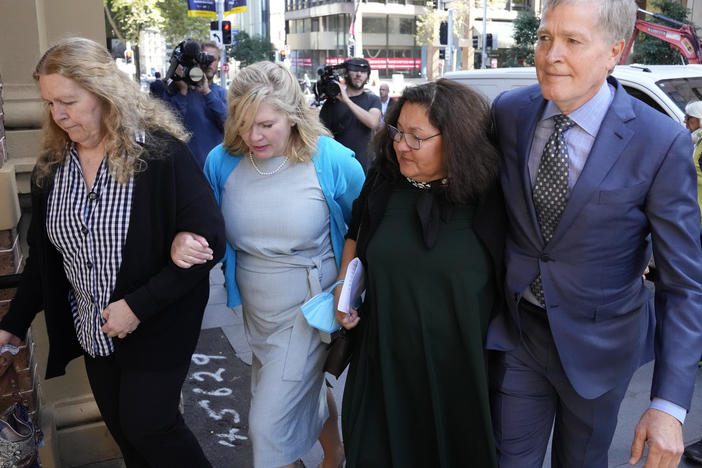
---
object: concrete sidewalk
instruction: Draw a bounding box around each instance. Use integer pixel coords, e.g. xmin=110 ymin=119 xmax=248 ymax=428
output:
xmin=203 ymin=267 xmax=702 ymax=468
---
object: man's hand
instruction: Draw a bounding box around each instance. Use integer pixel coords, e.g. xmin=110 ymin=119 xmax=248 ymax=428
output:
xmin=329 ymin=80 xmax=381 ymax=130
xmin=196 ymin=74 xmax=211 ymax=95
xmin=331 ymin=80 xmax=350 ymax=104
xmin=101 ymin=299 xmax=141 ymax=339
xmin=629 ymin=408 xmax=683 ymax=468
xmin=173 ymin=65 xmax=188 ymax=95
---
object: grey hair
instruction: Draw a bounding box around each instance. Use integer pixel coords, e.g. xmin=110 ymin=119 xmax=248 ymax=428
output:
xmin=541 ymin=0 xmax=637 ymax=44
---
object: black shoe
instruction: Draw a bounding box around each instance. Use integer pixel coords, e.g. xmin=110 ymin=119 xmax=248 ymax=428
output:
xmin=685 ymin=439 xmax=702 ymax=464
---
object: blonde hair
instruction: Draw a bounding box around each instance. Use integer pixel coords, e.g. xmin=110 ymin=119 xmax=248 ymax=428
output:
xmin=223 ymin=61 xmax=329 ymax=162
xmin=33 ymin=37 xmax=188 ymax=185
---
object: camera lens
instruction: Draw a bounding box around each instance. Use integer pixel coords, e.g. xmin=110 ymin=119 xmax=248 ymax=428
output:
xmin=189 ymin=67 xmax=204 ymax=83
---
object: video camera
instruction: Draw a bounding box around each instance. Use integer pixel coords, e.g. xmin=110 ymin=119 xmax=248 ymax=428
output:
xmin=313 ymin=64 xmax=346 ymax=102
xmin=313 ymin=58 xmax=371 ymax=102
xmin=165 ymin=39 xmax=216 ymax=87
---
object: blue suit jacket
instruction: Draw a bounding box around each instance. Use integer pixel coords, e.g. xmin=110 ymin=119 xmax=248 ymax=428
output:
xmin=488 ymin=77 xmax=702 ymax=409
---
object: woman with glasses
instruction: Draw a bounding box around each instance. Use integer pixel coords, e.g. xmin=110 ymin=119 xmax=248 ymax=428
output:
xmin=333 ymin=79 xmax=505 ymax=467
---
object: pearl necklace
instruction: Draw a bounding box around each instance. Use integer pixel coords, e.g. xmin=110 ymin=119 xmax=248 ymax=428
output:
xmin=249 ymin=152 xmax=288 ymax=176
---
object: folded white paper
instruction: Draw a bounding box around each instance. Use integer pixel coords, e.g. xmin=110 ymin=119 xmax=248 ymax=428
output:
xmin=338 ymin=257 xmax=365 ymax=314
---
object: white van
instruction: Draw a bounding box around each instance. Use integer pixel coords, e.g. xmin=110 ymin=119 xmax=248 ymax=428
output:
xmin=445 ymin=65 xmax=702 ymax=125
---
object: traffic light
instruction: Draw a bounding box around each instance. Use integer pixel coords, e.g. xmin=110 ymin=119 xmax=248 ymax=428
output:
xmin=439 ymin=48 xmax=445 ymax=60
xmin=439 ymin=22 xmax=448 ymax=46
xmin=486 ymin=33 xmax=494 ymax=50
xmin=280 ymin=50 xmax=286 ymax=61
xmin=124 ymin=49 xmax=133 ymax=64
xmin=472 ymin=35 xmax=478 ymax=49
xmin=222 ymin=21 xmax=232 ymax=45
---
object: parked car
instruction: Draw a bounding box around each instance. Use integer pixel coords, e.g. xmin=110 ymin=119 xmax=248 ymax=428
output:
xmin=445 ymin=64 xmax=702 ymax=125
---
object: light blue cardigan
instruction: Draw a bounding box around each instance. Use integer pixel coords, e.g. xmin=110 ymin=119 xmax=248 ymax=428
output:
xmin=203 ymin=135 xmax=365 ymax=307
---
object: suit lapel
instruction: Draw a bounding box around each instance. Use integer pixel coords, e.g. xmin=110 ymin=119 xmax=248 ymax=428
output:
xmin=518 ymin=91 xmax=547 ymax=245
xmin=550 ymin=78 xmax=636 ymax=245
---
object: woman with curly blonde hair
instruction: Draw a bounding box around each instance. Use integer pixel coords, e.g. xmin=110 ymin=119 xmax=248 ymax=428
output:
xmin=172 ymin=61 xmax=364 ymax=468
xmin=0 ymin=37 xmax=225 ymax=467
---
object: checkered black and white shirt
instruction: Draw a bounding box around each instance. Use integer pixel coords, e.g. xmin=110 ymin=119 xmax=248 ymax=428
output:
xmin=46 ymin=145 xmax=134 ymax=357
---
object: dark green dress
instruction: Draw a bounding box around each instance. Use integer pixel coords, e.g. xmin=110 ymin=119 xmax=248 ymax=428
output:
xmin=342 ymin=184 xmax=497 ymax=468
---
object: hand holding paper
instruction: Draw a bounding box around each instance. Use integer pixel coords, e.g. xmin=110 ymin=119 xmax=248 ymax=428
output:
xmin=338 ymin=257 xmax=365 ymax=314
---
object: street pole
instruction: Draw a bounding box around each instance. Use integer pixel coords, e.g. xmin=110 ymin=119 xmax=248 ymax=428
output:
xmin=481 ymin=0 xmax=487 ymax=69
xmin=446 ymin=9 xmax=453 ymax=72
xmin=217 ymin=0 xmax=226 ymax=87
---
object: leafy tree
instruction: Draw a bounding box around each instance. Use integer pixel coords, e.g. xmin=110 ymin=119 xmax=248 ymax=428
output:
xmin=105 ymin=0 xmax=210 ymax=46
xmin=630 ymin=0 xmax=691 ymax=64
xmin=156 ymin=0 xmax=211 ymax=45
xmin=104 ymin=0 xmax=162 ymax=44
xmin=503 ymin=9 xmax=539 ymax=67
xmin=229 ymin=31 xmax=274 ymax=67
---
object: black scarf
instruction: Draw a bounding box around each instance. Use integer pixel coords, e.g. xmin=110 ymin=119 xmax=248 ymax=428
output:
xmin=404 ymin=177 xmax=452 ymax=249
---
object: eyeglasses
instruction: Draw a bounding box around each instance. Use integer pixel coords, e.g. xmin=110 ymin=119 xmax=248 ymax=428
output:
xmin=387 ymin=125 xmax=441 ymax=150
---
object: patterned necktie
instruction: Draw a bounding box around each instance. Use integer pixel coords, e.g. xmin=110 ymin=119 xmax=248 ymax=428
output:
xmin=530 ymin=114 xmax=575 ymax=306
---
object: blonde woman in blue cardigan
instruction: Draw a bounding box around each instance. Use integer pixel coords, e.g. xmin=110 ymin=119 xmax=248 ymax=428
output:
xmin=171 ymin=61 xmax=364 ymax=468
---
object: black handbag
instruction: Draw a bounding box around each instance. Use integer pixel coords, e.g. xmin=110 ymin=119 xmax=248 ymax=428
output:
xmin=324 ymin=327 xmax=355 ymax=378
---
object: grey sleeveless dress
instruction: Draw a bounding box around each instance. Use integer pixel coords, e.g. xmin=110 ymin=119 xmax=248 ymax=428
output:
xmin=221 ymin=155 xmax=337 ymax=467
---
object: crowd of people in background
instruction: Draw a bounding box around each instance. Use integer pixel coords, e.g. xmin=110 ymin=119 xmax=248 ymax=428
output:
xmin=4 ymin=0 xmax=702 ymax=466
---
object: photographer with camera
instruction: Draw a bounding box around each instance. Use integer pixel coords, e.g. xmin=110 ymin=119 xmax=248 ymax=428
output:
xmin=165 ymin=40 xmax=227 ymax=167
xmin=319 ymin=58 xmax=381 ymax=172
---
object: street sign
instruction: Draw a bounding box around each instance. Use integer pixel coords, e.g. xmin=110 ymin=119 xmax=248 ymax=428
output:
xmin=222 ymin=62 xmax=230 ymax=73
xmin=210 ymin=29 xmax=223 ymax=48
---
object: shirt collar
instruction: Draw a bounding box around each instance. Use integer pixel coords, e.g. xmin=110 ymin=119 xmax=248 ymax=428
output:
xmin=540 ymin=80 xmax=613 ymax=137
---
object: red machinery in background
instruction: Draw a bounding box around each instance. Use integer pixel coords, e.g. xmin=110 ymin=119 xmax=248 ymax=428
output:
xmin=619 ymin=8 xmax=702 ymax=64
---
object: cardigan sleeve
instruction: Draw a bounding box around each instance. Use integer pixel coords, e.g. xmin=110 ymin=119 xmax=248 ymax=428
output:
xmin=0 ymin=181 xmax=46 ymax=338
xmin=328 ymin=141 xmax=365 ymax=225
xmin=122 ymin=136 xmax=226 ymax=322
xmin=345 ymin=165 xmax=378 ymax=241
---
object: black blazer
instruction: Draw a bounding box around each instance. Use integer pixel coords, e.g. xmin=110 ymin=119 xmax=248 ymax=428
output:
xmin=2 ymin=131 xmax=225 ymax=378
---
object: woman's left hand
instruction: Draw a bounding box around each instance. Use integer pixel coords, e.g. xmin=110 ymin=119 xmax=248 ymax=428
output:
xmin=171 ymin=232 xmax=213 ymax=269
xmin=101 ymin=299 xmax=141 ymax=339
xmin=335 ymin=307 xmax=360 ymax=330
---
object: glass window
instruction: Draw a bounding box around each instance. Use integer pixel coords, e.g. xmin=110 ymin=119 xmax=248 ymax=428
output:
xmin=326 ymin=15 xmax=338 ymax=32
xmin=311 ymin=17 xmax=320 ymax=32
xmin=303 ymin=18 xmax=311 ymax=32
xmin=388 ymin=16 xmax=399 ymax=34
xmin=622 ymin=86 xmax=667 ymax=116
xmin=362 ymin=17 xmax=386 ymax=34
xmin=656 ymin=77 xmax=702 ymax=112
xmin=399 ymin=17 xmax=413 ymax=35
xmin=508 ymin=0 xmax=527 ymax=9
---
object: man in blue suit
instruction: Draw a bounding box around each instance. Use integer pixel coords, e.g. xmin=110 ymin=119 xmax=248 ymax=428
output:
xmin=488 ymin=0 xmax=702 ymax=466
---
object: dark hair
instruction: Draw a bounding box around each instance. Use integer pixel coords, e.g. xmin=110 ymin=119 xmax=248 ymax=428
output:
xmin=372 ymin=79 xmax=500 ymax=203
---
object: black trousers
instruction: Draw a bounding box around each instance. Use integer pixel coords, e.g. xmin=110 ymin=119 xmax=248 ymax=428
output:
xmin=84 ymin=354 xmax=211 ymax=468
